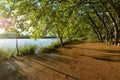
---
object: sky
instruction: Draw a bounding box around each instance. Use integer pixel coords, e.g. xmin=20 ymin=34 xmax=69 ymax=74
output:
xmin=0 ymin=28 xmax=5 ymax=34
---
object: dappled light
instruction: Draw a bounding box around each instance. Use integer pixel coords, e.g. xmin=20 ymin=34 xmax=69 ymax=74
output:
xmin=0 ymin=0 xmax=120 ymax=80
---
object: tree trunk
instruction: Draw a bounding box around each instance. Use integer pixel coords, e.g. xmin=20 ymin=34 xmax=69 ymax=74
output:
xmin=114 ymin=29 xmax=119 ymax=45
xmin=108 ymin=0 xmax=119 ymax=16
xmin=106 ymin=12 xmax=119 ymax=45
xmin=59 ymin=37 xmax=64 ymax=47
xmin=56 ymin=28 xmax=65 ymax=47
xmin=91 ymin=24 xmax=101 ymax=41
xmin=100 ymin=0 xmax=119 ymax=45
xmin=87 ymin=13 xmax=103 ymax=42
xmin=91 ymin=5 xmax=110 ymax=43
xmin=16 ymin=35 xmax=19 ymax=55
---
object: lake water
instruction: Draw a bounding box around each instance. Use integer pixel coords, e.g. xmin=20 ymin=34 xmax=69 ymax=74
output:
xmin=0 ymin=38 xmax=57 ymax=50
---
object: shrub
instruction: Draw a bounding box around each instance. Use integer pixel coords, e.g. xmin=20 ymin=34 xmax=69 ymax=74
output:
xmin=0 ymin=45 xmax=36 ymax=60
xmin=19 ymin=45 xmax=36 ymax=55
xmin=40 ymin=42 xmax=61 ymax=53
xmin=0 ymin=48 xmax=8 ymax=59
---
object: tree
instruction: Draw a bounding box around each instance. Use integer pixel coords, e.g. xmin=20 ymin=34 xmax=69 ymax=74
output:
xmin=1 ymin=0 xmax=29 ymax=55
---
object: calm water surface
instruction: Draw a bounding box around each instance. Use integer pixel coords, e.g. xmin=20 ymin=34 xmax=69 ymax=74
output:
xmin=0 ymin=38 xmax=57 ymax=50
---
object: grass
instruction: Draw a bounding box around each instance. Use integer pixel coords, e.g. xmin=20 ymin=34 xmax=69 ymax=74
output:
xmin=0 ymin=48 xmax=8 ymax=59
xmin=0 ymin=45 xmax=36 ymax=60
xmin=19 ymin=44 xmax=36 ymax=55
xmin=40 ymin=42 xmax=61 ymax=53
xmin=0 ymin=38 xmax=84 ymax=59
xmin=39 ymin=39 xmax=83 ymax=53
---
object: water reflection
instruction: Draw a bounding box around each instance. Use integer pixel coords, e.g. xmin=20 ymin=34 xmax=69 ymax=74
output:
xmin=0 ymin=38 xmax=57 ymax=50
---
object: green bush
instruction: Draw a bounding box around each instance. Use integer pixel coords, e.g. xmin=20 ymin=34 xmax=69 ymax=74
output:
xmin=0 ymin=45 xmax=36 ymax=60
xmin=40 ymin=42 xmax=61 ymax=53
xmin=19 ymin=45 xmax=36 ymax=55
xmin=9 ymin=49 xmax=16 ymax=57
xmin=0 ymin=48 xmax=8 ymax=59
xmin=39 ymin=39 xmax=74 ymax=53
xmin=39 ymin=39 xmax=85 ymax=53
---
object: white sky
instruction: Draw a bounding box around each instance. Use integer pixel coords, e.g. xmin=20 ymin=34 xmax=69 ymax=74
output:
xmin=0 ymin=28 xmax=5 ymax=34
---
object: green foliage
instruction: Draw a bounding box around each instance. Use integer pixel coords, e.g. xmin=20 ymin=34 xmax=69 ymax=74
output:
xmin=40 ymin=42 xmax=61 ymax=53
xmin=1 ymin=0 xmax=119 ymax=45
xmin=39 ymin=39 xmax=84 ymax=53
xmin=0 ymin=45 xmax=36 ymax=60
xmin=19 ymin=45 xmax=36 ymax=55
xmin=9 ymin=49 xmax=16 ymax=57
xmin=0 ymin=48 xmax=8 ymax=59
xmin=0 ymin=48 xmax=16 ymax=59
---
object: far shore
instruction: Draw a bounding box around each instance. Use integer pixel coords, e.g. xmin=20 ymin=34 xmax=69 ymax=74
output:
xmin=0 ymin=37 xmax=57 ymax=39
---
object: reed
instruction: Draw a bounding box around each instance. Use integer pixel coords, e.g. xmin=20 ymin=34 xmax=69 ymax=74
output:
xmin=19 ymin=45 xmax=36 ymax=55
xmin=0 ymin=45 xmax=36 ymax=60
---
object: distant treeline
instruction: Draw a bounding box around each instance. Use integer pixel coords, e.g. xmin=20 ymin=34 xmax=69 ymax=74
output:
xmin=0 ymin=33 xmax=56 ymax=39
xmin=0 ymin=33 xmax=16 ymax=39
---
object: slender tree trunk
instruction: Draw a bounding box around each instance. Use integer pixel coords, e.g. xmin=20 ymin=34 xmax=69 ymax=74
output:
xmin=59 ymin=37 xmax=64 ymax=47
xmin=114 ymin=29 xmax=119 ymax=45
xmin=108 ymin=0 xmax=119 ymax=16
xmin=106 ymin=12 xmax=119 ymax=45
xmin=87 ymin=13 xmax=103 ymax=42
xmin=56 ymin=28 xmax=65 ymax=47
xmin=16 ymin=34 xmax=19 ymax=55
xmin=91 ymin=24 xmax=101 ymax=41
xmin=100 ymin=0 xmax=119 ymax=45
xmin=91 ymin=5 xmax=110 ymax=43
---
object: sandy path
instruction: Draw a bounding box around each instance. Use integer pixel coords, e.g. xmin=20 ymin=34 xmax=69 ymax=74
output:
xmin=0 ymin=42 xmax=120 ymax=80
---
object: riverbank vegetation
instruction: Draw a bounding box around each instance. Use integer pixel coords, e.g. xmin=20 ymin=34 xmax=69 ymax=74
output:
xmin=0 ymin=44 xmax=36 ymax=60
xmin=0 ymin=38 xmax=83 ymax=60
xmin=19 ymin=45 xmax=36 ymax=55
xmin=0 ymin=39 xmax=81 ymax=60
xmin=40 ymin=38 xmax=85 ymax=53
xmin=0 ymin=33 xmax=57 ymax=39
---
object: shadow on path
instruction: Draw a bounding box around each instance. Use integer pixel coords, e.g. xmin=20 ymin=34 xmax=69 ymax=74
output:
xmin=78 ymin=54 xmax=120 ymax=62
xmin=79 ymin=47 xmax=120 ymax=54
xmin=0 ymin=59 xmax=28 ymax=80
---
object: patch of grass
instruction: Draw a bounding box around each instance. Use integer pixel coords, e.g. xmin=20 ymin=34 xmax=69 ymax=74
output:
xmin=39 ymin=39 xmax=82 ymax=53
xmin=40 ymin=42 xmax=61 ymax=53
xmin=19 ymin=45 xmax=36 ymax=55
xmin=63 ymin=38 xmax=85 ymax=45
xmin=75 ymin=37 xmax=87 ymax=41
xmin=9 ymin=49 xmax=17 ymax=57
xmin=0 ymin=45 xmax=36 ymax=60
xmin=0 ymin=48 xmax=8 ymax=59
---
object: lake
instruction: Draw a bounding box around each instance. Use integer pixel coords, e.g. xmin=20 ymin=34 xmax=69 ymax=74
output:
xmin=0 ymin=38 xmax=57 ymax=50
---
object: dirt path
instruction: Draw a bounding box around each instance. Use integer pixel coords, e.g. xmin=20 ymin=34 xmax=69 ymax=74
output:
xmin=0 ymin=42 xmax=120 ymax=80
